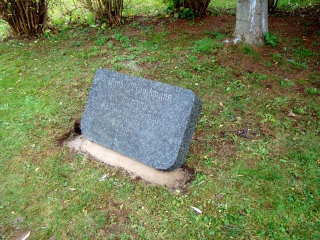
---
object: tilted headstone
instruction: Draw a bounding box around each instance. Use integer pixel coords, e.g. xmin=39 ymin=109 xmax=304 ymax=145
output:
xmin=81 ymin=69 xmax=201 ymax=171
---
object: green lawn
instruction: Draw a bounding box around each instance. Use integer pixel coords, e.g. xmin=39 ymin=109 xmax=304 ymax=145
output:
xmin=1 ymin=1 xmax=320 ymax=239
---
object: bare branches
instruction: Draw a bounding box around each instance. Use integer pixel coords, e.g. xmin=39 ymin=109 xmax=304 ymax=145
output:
xmin=174 ymin=0 xmax=211 ymax=17
xmin=80 ymin=0 xmax=123 ymax=26
xmin=0 ymin=0 xmax=48 ymax=38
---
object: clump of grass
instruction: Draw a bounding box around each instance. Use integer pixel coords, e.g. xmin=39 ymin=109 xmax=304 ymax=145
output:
xmin=94 ymin=36 xmax=110 ymax=46
xmin=204 ymin=30 xmax=226 ymax=40
xmin=287 ymin=59 xmax=308 ymax=69
xmin=280 ymin=79 xmax=295 ymax=87
xmin=241 ymin=45 xmax=262 ymax=61
xmin=294 ymin=46 xmax=317 ymax=58
xmin=265 ymin=32 xmax=279 ymax=47
xmin=305 ymin=87 xmax=320 ymax=95
xmin=192 ymin=37 xmax=223 ymax=54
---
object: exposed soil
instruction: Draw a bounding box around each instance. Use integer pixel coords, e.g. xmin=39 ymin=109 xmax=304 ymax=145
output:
xmin=125 ymin=5 xmax=320 ymax=82
xmin=67 ymin=136 xmax=194 ymax=190
xmin=56 ymin=119 xmax=81 ymax=146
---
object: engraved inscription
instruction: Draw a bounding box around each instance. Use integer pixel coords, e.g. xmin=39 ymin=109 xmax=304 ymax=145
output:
xmin=81 ymin=69 xmax=201 ymax=170
xmin=124 ymin=97 xmax=148 ymax=110
xmin=102 ymin=100 xmax=163 ymax=128
xmin=107 ymin=77 xmax=173 ymax=102
xmin=132 ymin=87 xmax=172 ymax=101
xmin=108 ymin=77 xmax=124 ymax=87
xmin=92 ymin=72 xmax=181 ymax=146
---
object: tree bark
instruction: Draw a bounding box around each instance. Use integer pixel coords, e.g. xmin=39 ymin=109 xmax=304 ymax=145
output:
xmin=234 ymin=0 xmax=268 ymax=45
xmin=175 ymin=0 xmax=211 ymax=17
xmin=0 ymin=0 xmax=47 ymax=38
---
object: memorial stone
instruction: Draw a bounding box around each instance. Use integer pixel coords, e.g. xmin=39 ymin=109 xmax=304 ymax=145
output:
xmin=81 ymin=69 xmax=201 ymax=171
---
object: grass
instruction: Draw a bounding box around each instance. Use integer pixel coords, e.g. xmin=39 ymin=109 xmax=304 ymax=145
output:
xmin=1 ymin=1 xmax=320 ymax=239
xmin=278 ymin=0 xmax=320 ymax=9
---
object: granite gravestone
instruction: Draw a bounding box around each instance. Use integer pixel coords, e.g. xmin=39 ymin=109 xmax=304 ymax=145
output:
xmin=81 ymin=69 xmax=201 ymax=171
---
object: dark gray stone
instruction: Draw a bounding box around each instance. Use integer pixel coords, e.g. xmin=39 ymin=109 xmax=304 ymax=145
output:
xmin=81 ymin=69 xmax=201 ymax=171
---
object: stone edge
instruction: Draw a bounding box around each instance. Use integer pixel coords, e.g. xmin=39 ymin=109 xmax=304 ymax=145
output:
xmin=66 ymin=135 xmax=193 ymax=189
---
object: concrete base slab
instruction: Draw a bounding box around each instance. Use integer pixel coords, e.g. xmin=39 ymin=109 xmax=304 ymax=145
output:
xmin=67 ymin=135 xmax=193 ymax=189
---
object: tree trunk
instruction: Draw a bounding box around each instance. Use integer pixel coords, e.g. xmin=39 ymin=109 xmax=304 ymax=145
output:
xmin=82 ymin=0 xmax=123 ymax=26
xmin=0 ymin=0 xmax=48 ymax=38
xmin=175 ymin=0 xmax=211 ymax=17
xmin=234 ymin=0 xmax=268 ymax=45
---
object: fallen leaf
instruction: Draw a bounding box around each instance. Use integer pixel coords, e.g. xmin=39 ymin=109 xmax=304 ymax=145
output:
xmin=288 ymin=110 xmax=296 ymax=117
xmin=99 ymin=173 xmax=108 ymax=182
xmin=190 ymin=206 xmax=202 ymax=214
xmin=239 ymin=209 xmax=247 ymax=216
xmin=20 ymin=231 xmax=31 ymax=240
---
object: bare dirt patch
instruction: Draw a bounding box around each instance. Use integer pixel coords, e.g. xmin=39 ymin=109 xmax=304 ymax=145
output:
xmin=125 ymin=6 xmax=319 ymax=81
xmin=67 ymin=135 xmax=193 ymax=190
